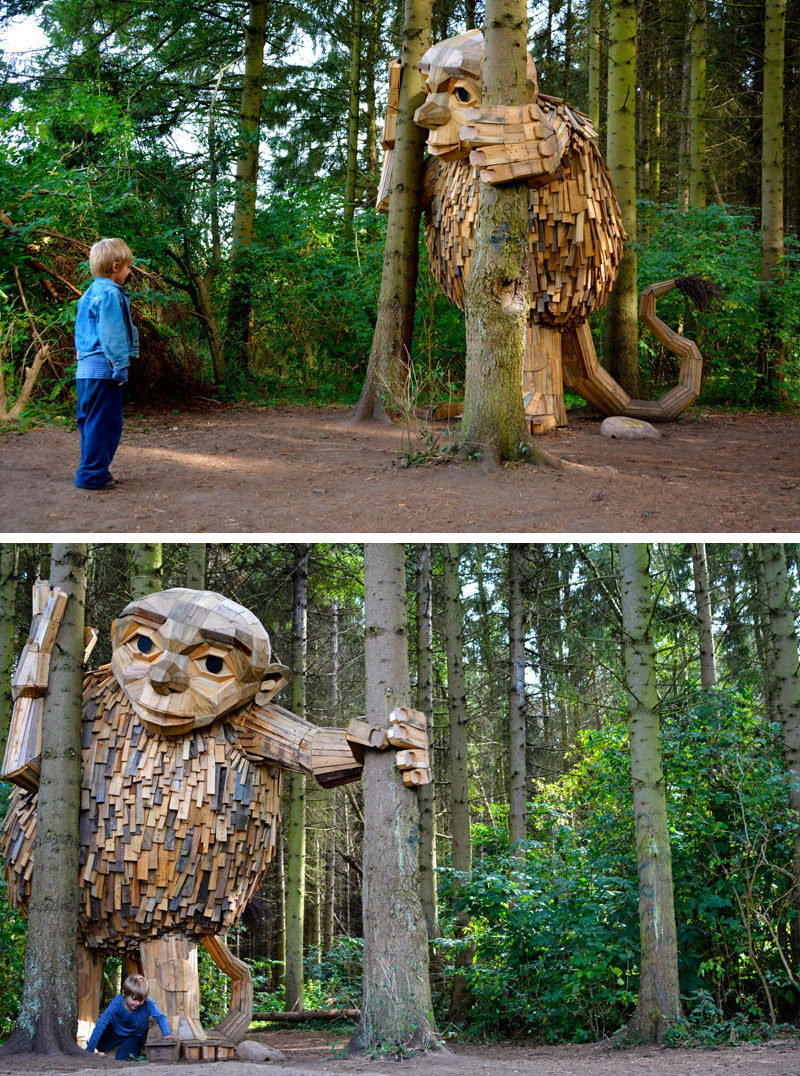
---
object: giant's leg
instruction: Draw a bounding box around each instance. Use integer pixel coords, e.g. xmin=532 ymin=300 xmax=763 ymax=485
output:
xmin=561 ymin=322 xmax=632 ymax=415
xmin=140 ymin=933 xmax=204 ymax=1042
xmin=77 ymin=943 xmax=104 ymax=1048
xmin=523 ymin=321 xmax=567 ymax=433
xmin=203 ymin=934 xmax=254 ymax=1043
xmin=562 ymin=282 xmax=704 ymax=421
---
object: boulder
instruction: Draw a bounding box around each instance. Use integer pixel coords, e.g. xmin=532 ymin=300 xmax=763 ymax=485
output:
xmin=235 ymin=1040 xmax=287 ymax=1062
xmin=600 ymin=416 xmax=661 ymax=440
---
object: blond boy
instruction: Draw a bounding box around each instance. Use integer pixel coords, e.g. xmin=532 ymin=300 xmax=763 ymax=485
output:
xmin=74 ymin=238 xmax=138 ymax=491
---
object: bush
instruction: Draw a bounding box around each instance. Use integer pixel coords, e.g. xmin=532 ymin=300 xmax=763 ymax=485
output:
xmin=445 ymin=689 xmax=800 ymax=1042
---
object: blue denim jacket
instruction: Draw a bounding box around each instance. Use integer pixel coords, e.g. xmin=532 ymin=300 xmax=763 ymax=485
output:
xmin=74 ymin=277 xmax=139 ymax=380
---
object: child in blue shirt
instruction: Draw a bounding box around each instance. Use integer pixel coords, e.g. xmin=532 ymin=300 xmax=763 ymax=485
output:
xmin=85 ymin=973 xmax=176 ymax=1060
xmin=74 ymin=237 xmax=139 ymax=491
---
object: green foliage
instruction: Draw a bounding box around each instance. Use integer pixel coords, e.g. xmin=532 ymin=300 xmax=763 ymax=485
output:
xmin=249 ymin=937 xmax=363 ymax=1017
xmin=246 ymin=186 xmax=463 ymax=405
xmin=0 ymin=786 xmax=26 ymax=1038
xmin=442 ymin=689 xmax=800 ymax=1043
xmin=636 ymin=202 xmax=800 ymax=407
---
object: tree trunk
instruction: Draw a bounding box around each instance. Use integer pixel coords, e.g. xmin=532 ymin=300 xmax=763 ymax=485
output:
xmin=344 ymin=0 xmax=363 ymax=243
xmin=458 ymin=0 xmax=531 ymax=464
xmin=603 ymin=0 xmax=640 ymax=396
xmin=184 ymin=544 xmax=207 ymax=590
xmin=759 ymin=543 xmax=800 ymax=971
xmin=508 ymin=543 xmax=527 ymax=852
xmin=443 ymin=544 xmax=472 ymax=1020
xmin=1 ymin=544 xmax=87 ymax=1056
xmin=0 ymin=543 xmax=19 ymax=761
xmin=364 ymin=0 xmax=381 ymax=204
xmin=588 ymin=0 xmax=602 ymax=130
xmin=351 ymin=0 xmax=431 ymax=420
xmin=284 ymin=546 xmax=309 ymax=1013
xmin=690 ymin=542 xmax=717 ymax=688
xmin=415 ymin=543 xmax=439 ymax=938
xmin=619 ymin=543 xmax=683 ymax=1043
xmin=761 ymin=0 xmax=787 ymax=396
xmin=223 ymin=0 xmax=267 ymax=376
xmin=351 ymin=543 xmax=435 ymax=1052
xmin=322 ymin=790 xmax=336 ymax=954
xmin=688 ymin=0 xmax=707 ymax=207
xmin=128 ymin=543 xmax=163 ymax=598
xmin=677 ymin=18 xmax=692 ymax=206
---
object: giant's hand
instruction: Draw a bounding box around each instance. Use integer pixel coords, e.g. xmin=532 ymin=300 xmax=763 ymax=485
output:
xmin=460 ymin=102 xmax=569 ymax=185
xmin=346 ymin=707 xmax=431 ymax=786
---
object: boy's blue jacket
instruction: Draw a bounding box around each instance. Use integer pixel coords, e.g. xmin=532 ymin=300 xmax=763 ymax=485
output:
xmin=75 ymin=276 xmax=139 ymax=379
xmin=85 ymin=993 xmax=170 ymax=1052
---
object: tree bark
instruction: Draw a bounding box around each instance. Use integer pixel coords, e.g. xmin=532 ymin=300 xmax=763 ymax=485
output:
xmin=344 ymin=0 xmax=363 ymax=242
xmin=415 ymin=543 xmax=439 ymax=938
xmin=760 ymin=0 xmax=787 ymax=395
xmin=184 ymin=544 xmax=207 ymax=590
xmin=351 ymin=0 xmax=431 ymax=420
xmin=284 ymin=545 xmax=309 ymax=1013
xmin=588 ymin=0 xmax=602 ymax=130
xmin=128 ymin=543 xmax=163 ymax=599
xmin=443 ymin=543 xmax=472 ymax=1020
xmin=603 ymin=0 xmax=640 ymax=396
xmin=508 ymin=543 xmax=527 ymax=852
xmin=458 ymin=0 xmax=531 ymax=463
xmin=0 ymin=543 xmax=19 ymax=761
xmin=619 ymin=543 xmax=683 ymax=1043
xmin=1 ymin=544 xmax=87 ymax=1056
xmin=351 ymin=544 xmax=435 ymax=1052
xmin=690 ymin=542 xmax=717 ymax=688
xmin=759 ymin=543 xmax=800 ymax=971
xmin=223 ymin=0 xmax=267 ymax=376
xmin=688 ymin=0 xmax=707 ymax=207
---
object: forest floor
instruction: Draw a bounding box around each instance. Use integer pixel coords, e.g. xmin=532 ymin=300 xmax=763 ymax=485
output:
xmin=2 ymin=1030 xmax=800 ymax=1075
xmin=1 ymin=404 xmax=798 ymax=534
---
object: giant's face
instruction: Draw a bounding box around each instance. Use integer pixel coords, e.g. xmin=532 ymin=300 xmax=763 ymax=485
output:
xmin=413 ymin=28 xmax=539 ymax=160
xmin=110 ymin=588 xmax=280 ymax=735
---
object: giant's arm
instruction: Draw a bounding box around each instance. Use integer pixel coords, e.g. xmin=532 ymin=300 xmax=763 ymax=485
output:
xmin=2 ymin=581 xmax=97 ymax=792
xmin=460 ymin=100 xmax=570 ymax=186
xmin=236 ymin=702 xmax=430 ymax=789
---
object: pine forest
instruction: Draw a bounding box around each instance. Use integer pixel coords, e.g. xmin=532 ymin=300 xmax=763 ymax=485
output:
xmin=3 ymin=540 xmax=800 ymax=1055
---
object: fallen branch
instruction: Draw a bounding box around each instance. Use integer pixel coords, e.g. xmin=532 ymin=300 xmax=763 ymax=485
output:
xmin=252 ymin=1009 xmax=360 ymax=1023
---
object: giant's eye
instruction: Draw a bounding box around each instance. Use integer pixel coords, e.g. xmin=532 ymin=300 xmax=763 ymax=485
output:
xmin=136 ymin=635 xmax=153 ymax=654
xmin=205 ymin=655 xmax=224 ymax=674
xmin=454 ymin=86 xmax=472 ymax=103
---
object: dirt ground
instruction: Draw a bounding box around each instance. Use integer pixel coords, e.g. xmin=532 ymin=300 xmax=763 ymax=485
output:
xmin=0 ymin=404 xmax=798 ymax=534
xmin=2 ymin=1030 xmax=800 ymax=1076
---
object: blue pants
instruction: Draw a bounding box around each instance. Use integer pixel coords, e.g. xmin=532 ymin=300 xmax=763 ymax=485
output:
xmin=74 ymin=378 xmax=124 ymax=489
xmin=95 ymin=1023 xmax=145 ymax=1060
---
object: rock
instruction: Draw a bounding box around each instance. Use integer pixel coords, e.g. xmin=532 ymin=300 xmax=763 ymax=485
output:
xmin=600 ymin=416 xmax=662 ymax=440
xmin=235 ymin=1040 xmax=287 ymax=1062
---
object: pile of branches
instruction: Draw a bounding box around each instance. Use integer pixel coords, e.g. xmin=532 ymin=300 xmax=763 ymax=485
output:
xmin=1 ymin=217 xmax=212 ymax=420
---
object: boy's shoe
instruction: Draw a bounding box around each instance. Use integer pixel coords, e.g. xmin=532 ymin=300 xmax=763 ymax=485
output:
xmin=95 ymin=478 xmax=117 ymax=492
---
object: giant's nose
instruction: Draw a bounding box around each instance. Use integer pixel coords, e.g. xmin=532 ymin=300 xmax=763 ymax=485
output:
xmin=414 ymin=93 xmax=451 ymax=128
xmin=148 ymin=654 xmax=190 ymax=694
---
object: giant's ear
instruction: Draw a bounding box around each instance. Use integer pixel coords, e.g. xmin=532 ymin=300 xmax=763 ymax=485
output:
xmin=526 ymin=52 xmax=539 ymax=101
xmin=255 ymin=663 xmax=292 ymax=706
xmin=377 ymin=60 xmax=403 ymax=213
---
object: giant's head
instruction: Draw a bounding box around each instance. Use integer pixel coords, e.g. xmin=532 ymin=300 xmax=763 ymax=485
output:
xmin=111 ymin=588 xmax=285 ymax=734
xmin=413 ymin=28 xmax=539 ymax=160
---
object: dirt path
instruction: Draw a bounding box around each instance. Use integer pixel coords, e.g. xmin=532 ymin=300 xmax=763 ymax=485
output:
xmin=2 ymin=1032 xmax=800 ymax=1076
xmin=1 ymin=405 xmax=797 ymax=533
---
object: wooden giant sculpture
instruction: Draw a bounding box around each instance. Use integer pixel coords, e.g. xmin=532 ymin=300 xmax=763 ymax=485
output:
xmin=378 ymin=29 xmax=707 ymax=432
xmin=1 ymin=585 xmax=430 ymax=1062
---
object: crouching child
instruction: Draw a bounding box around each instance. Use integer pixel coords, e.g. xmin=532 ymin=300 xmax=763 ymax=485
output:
xmin=85 ymin=973 xmax=176 ymax=1060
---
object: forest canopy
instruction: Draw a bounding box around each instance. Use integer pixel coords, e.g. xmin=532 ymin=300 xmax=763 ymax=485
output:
xmin=0 ymin=0 xmax=798 ymax=420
